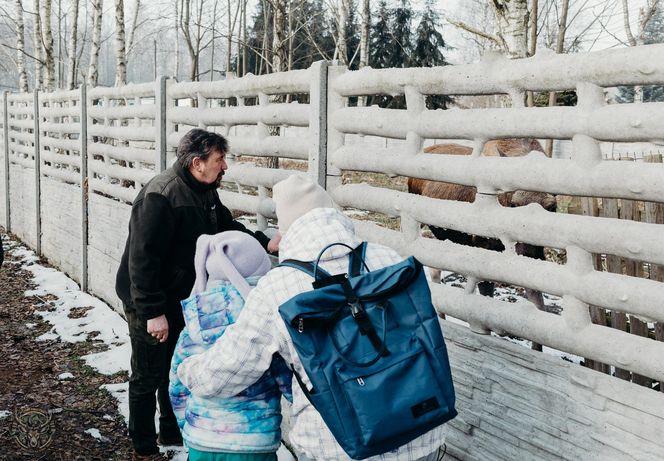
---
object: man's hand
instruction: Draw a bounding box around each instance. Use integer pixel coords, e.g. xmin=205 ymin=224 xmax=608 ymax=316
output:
xmin=147 ymin=314 xmax=169 ymax=343
xmin=267 ymin=233 xmax=281 ymax=254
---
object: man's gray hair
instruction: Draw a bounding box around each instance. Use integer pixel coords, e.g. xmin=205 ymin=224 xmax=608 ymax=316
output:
xmin=176 ymin=129 xmax=229 ymax=168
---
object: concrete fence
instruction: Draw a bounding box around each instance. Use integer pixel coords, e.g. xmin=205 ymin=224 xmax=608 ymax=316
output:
xmin=2 ymin=45 xmax=664 ymax=460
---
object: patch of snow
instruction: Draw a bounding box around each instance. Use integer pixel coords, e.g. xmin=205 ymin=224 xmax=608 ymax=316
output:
xmin=25 ymin=322 xmax=37 ymax=328
xmin=103 ymin=414 xmax=113 ymax=421
xmin=85 ymin=428 xmax=109 ymax=442
xmin=100 ymin=383 xmax=129 ymax=424
xmin=58 ymin=372 xmax=74 ymax=380
xmin=0 ymin=410 xmax=10 ymax=419
xmin=84 ymin=342 xmax=131 ymax=376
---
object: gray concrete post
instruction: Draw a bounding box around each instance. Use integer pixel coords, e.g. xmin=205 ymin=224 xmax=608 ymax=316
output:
xmin=2 ymin=91 xmax=9 ymax=232
xmin=33 ymin=90 xmax=41 ymax=255
xmin=80 ymin=84 xmax=89 ymax=291
xmin=309 ymin=61 xmax=329 ymax=188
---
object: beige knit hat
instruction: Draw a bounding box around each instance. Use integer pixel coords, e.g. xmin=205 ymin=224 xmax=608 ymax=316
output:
xmin=272 ymin=174 xmax=335 ymax=234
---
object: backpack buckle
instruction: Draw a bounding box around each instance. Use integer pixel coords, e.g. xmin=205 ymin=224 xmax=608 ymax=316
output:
xmin=349 ymin=301 xmax=365 ymax=319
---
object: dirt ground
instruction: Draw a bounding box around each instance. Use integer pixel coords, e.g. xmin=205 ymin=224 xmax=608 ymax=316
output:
xmin=0 ymin=233 xmax=134 ymax=461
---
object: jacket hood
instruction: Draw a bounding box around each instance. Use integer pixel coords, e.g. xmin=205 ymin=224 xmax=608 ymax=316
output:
xmin=279 ymin=208 xmax=362 ymax=263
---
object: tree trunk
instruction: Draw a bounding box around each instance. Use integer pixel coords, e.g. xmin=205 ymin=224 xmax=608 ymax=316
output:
xmin=526 ymin=0 xmax=537 ymax=106
xmin=88 ymin=0 xmax=103 ymax=86
xmin=66 ymin=0 xmax=79 ymax=89
xmin=336 ymin=0 xmax=349 ymax=65
xmin=241 ymin=0 xmax=247 ymax=76
xmin=544 ymin=0 xmax=568 ymax=157
xmin=272 ymin=0 xmax=285 ymax=73
xmin=490 ymin=0 xmax=529 ymax=59
xmin=174 ymin=0 xmax=179 ymax=79
xmin=126 ymin=0 xmax=141 ymax=56
xmin=42 ymin=0 xmax=55 ymax=91
xmin=33 ymin=0 xmax=44 ymax=89
xmin=114 ymin=0 xmax=127 ymax=86
xmin=16 ymin=0 xmax=29 ymax=92
xmin=359 ymin=0 xmax=370 ymax=68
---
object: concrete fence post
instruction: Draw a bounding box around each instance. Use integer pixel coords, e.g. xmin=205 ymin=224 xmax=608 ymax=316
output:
xmin=33 ymin=89 xmax=41 ymax=255
xmin=2 ymin=91 xmax=9 ymax=232
xmin=325 ymin=65 xmax=347 ymax=193
xmin=309 ymin=60 xmax=329 ymax=188
xmin=80 ymin=83 xmax=89 ymax=292
xmin=155 ymin=75 xmax=168 ymax=173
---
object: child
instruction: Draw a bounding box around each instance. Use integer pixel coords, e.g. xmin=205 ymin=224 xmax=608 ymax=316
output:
xmin=169 ymin=230 xmax=292 ymax=461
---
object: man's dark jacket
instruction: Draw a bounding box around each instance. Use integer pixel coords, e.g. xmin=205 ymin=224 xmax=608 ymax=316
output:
xmin=115 ymin=161 xmax=269 ymax=322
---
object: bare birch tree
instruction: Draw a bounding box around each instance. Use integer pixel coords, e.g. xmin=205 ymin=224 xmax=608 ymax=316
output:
xmin=15 ymin=0 xmax=29 ymax=92
xmin=334 ymin=0 xmax=349 ymax=64
xmin=114 ymin=0 xmax=127 ymax=85
xmin=88 ymin=0 xmax=103 ymax=86
xmin=41 ymin=0 xmax=55 ymax=90
xmin=66 ymin=0 xmax=79 ymax=89
xmin=490 ymin=0 xmax=529 ymax=58
xmin=226 ymin=0 xmax=241 ymax=73
xmin=359 ymin=0 xmax=369 ymax=68
xmin=33 ymin=0 xmax=44 ymax=89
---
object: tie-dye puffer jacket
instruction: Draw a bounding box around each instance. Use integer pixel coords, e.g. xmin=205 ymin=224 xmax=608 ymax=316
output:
xmin=169 ymin=278 xmax=293 ymax=453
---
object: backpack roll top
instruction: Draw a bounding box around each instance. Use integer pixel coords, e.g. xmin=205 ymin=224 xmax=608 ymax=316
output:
xmin=278 ymin=242 xmax=457 ymax=460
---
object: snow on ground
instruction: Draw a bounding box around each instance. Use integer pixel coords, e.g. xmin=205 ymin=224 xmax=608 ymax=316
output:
xmin=0 ymin=410 xmax=10 ymax=419
xmin=58 ymin=372 xmax=74 ymax=380
xmin=10 ymin=242 xmax=187 ymax=459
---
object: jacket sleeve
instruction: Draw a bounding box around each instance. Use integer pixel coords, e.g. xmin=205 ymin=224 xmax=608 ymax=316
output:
xmin=128 ymin=193 xmax=175 ymax=320
xmin=168 ymin=329 xmax=191 ymax=429
xmin=177 ymin=283 xmax=281 ymax=398
xmin=215 ymin=195 xmax=271 ymax=250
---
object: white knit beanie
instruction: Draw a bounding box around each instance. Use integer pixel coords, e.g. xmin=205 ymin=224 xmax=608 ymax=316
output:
xmin=191 ymin=231 xmax=271 ymax=298
xmin=272 ymin=174 xmax=335 ymax=235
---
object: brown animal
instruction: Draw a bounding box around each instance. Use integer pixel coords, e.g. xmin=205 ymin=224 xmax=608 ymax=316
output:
xmin=408 ymin=139 xmax=556 ymax=303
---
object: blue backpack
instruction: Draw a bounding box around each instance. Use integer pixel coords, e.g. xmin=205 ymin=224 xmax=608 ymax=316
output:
xmin=278 ymin=242 xmax=457 ymax=460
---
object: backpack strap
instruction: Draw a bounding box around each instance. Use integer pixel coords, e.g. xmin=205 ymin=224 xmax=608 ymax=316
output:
xmin=348 ymin=241 xmax=368 ymax=277
xmin=279 ymin=259 xmax=331 ymax=279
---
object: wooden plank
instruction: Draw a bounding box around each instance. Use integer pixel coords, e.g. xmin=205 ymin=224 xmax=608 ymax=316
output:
xmin=581 ymin=196 xmax=609 ymax=374
xmin=621 ymin=198 xmax=651 ymax=387
xmin=644 ymin=154 xmax=664 ymax=391
xmin=600 ymin=197 xmax=631 ymax=381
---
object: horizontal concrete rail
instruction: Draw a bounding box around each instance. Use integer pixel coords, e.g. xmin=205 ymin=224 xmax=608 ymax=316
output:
xmin=332 ymin=146 xmax=664 ymax=202
xmin=168 ymin=103 xmax=310 ymax=128
xmin=168 ymin=69 xmax=311 ymax=99
xmin=330 ymin=103 xmax=664 ymax=143
xmin=331 ymin=43 xmax=664 ymax=96
xmin=333 ymin=183 xmax=664 ymax=265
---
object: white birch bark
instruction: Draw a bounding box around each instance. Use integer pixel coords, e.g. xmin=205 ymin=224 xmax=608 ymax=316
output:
xmin=114 ymin=0 xmax=127 ymax=86
xmin=66 ymin=0 xmax=79 ymax=89
xmin=271 ymin=0 xmax=285 ymax=73
xmin=88 ymin=0 xmax=103 ymax=86
xmin=336 ymin=0 xmax=349 ymax=65
xmin=41 ymin=0 xmax=55 ymax=91
xmin=359 ymin=0 xmax=370 ymax=68
xmin=16 ymin=0 xmax=29 ymax=92
xmin=490 ymin=0 xmax=529 ymax=59
xmin=33 ymin=0 xmax=44 ymax=90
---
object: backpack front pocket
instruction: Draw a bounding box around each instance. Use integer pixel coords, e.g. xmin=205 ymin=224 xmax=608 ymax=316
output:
xmin=336 ymin=341 xmax=450 ymax=446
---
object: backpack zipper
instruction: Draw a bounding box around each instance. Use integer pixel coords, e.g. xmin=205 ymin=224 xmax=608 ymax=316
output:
xmin=357 ymin=377 xmax=365 ymax=386
xmin=298 ymin=317 xmax=304 ymax=333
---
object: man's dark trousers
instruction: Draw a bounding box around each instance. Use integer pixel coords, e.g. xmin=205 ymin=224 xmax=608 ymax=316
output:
xmin=126 ymin=309 xmax=184 ymax=455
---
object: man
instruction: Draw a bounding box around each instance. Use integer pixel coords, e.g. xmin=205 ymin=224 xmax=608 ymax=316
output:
xmin=116 ymin=128 xmax=277 ymax=461
xmin=177 ymin=175 xmax=446 ymax=461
